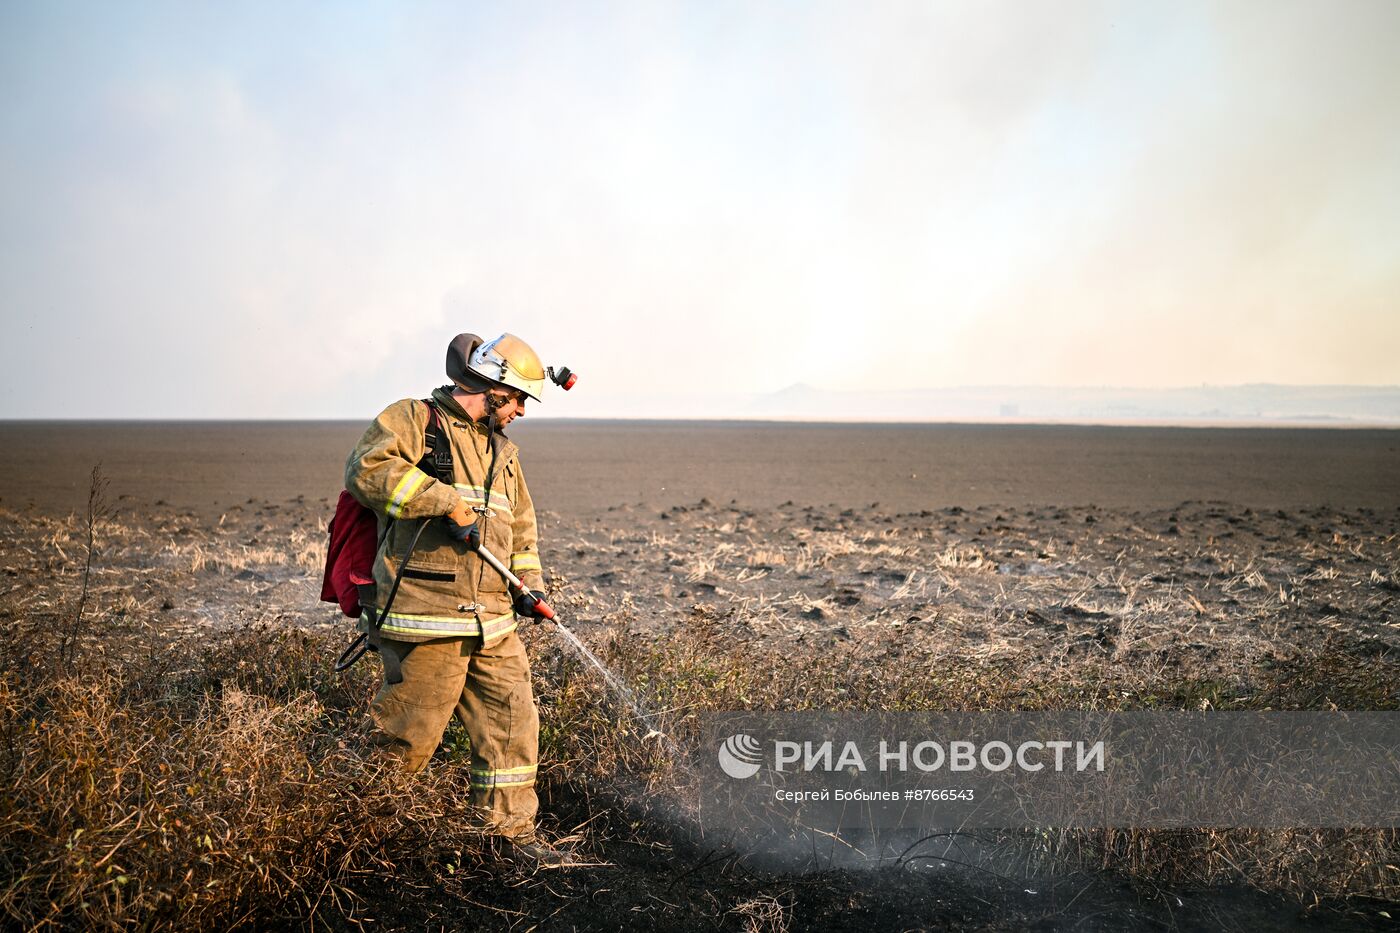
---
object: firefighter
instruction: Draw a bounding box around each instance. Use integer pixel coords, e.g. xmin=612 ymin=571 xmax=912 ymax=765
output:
xmin=344 ymin=332 xmax=565 ymax=865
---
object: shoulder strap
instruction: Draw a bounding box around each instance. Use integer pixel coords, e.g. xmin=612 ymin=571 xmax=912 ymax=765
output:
xmin=418 ymin=398 xmax=454 ymax=483
xmin=480 ymin=427 xmax=502 ymax=514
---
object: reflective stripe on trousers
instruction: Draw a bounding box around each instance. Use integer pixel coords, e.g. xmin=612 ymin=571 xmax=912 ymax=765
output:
xmin=471 ymin=764 xmax=538 ymax=788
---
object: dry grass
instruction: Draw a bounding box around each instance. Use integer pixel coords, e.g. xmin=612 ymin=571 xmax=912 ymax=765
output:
xmin=0 ymin=625 xmax=492 ymax=931
xmin=728 ymin=893 xmax=791 ymax=932
xmin=4 ymin=607 xmax=1393 ymax=930
xmin=173 ymin=528 xmax=324 ymax=574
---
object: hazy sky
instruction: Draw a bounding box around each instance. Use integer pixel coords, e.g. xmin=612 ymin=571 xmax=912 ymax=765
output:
xmin=2 ymin=1 xmax=1397 ymax=418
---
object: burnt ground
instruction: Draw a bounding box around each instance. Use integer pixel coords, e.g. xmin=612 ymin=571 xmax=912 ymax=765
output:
xmin=557 ymin=498 xmax=1399 ymax=665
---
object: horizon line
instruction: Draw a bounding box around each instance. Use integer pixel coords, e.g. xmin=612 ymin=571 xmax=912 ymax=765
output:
xmin=2 ymin=415 xmax=1398 ymax=430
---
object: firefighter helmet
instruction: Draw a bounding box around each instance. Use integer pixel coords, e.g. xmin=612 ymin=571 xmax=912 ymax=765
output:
xmin=467 ymin=333 xmax=547 ymax=402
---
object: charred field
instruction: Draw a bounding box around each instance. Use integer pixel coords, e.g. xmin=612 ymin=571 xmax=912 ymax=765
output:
xmin=0 ymin=421 xmax=1396 ymax=931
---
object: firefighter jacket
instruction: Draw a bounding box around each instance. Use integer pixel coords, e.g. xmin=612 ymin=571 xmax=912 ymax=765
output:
xmin=344 ymin=386 xmax=546 ymax=647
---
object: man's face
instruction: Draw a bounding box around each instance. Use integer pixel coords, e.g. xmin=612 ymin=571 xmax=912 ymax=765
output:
xmin=489 ymin=388 xmax=526 ymax=427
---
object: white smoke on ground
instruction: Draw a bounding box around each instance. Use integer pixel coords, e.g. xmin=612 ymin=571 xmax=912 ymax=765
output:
xmin=543 ymin=622 xmax=1059 ymax=887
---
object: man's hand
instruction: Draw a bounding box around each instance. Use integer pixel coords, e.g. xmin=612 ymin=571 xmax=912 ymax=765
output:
xmin=513 ymin=589 xmax=549 ymax=619
xmin=444 ymin=502 xmax=480 ymax=549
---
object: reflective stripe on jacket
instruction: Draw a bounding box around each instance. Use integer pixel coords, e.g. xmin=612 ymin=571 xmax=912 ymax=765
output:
xmin=344 ymin=386 xmax=547 ymax=646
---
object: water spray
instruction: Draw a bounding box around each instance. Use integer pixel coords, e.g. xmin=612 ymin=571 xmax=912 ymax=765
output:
xmin=476 ymin=542 xmax=681 ymax=757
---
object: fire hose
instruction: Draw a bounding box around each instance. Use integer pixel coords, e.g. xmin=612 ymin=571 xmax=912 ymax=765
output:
xmin=334 ymin=518 xmax=430 ymax=677
xmin=475 ymin=542 xmax=556 ymax=620
xmin=334 ymin=526 xmax=554 ymax=678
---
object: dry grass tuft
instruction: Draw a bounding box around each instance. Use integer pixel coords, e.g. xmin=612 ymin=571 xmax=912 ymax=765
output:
xmin=729 ymin=893 xmax=791 ymax=932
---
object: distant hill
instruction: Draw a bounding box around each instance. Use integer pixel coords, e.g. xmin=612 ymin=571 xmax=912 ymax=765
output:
xmin=741 ymin=384 xmax=1400 ymax=425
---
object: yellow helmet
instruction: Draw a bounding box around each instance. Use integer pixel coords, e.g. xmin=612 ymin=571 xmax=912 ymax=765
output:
xmin=467 ymin=333 xmax=546 ymax=402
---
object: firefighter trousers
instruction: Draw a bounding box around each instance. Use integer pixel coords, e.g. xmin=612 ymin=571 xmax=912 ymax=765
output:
xmin=367 ymin=632 xmax=539 ymax=840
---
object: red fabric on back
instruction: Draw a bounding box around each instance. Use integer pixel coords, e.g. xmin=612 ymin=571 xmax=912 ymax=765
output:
xmin=320 ymin=489 xmax=378 ymax=617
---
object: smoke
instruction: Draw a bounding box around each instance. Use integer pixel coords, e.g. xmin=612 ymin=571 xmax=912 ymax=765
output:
xmin=927 ymin=1 xmax=1400 ymax=388
xmin=0 ymin=1 xmax=1395 ymax=417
